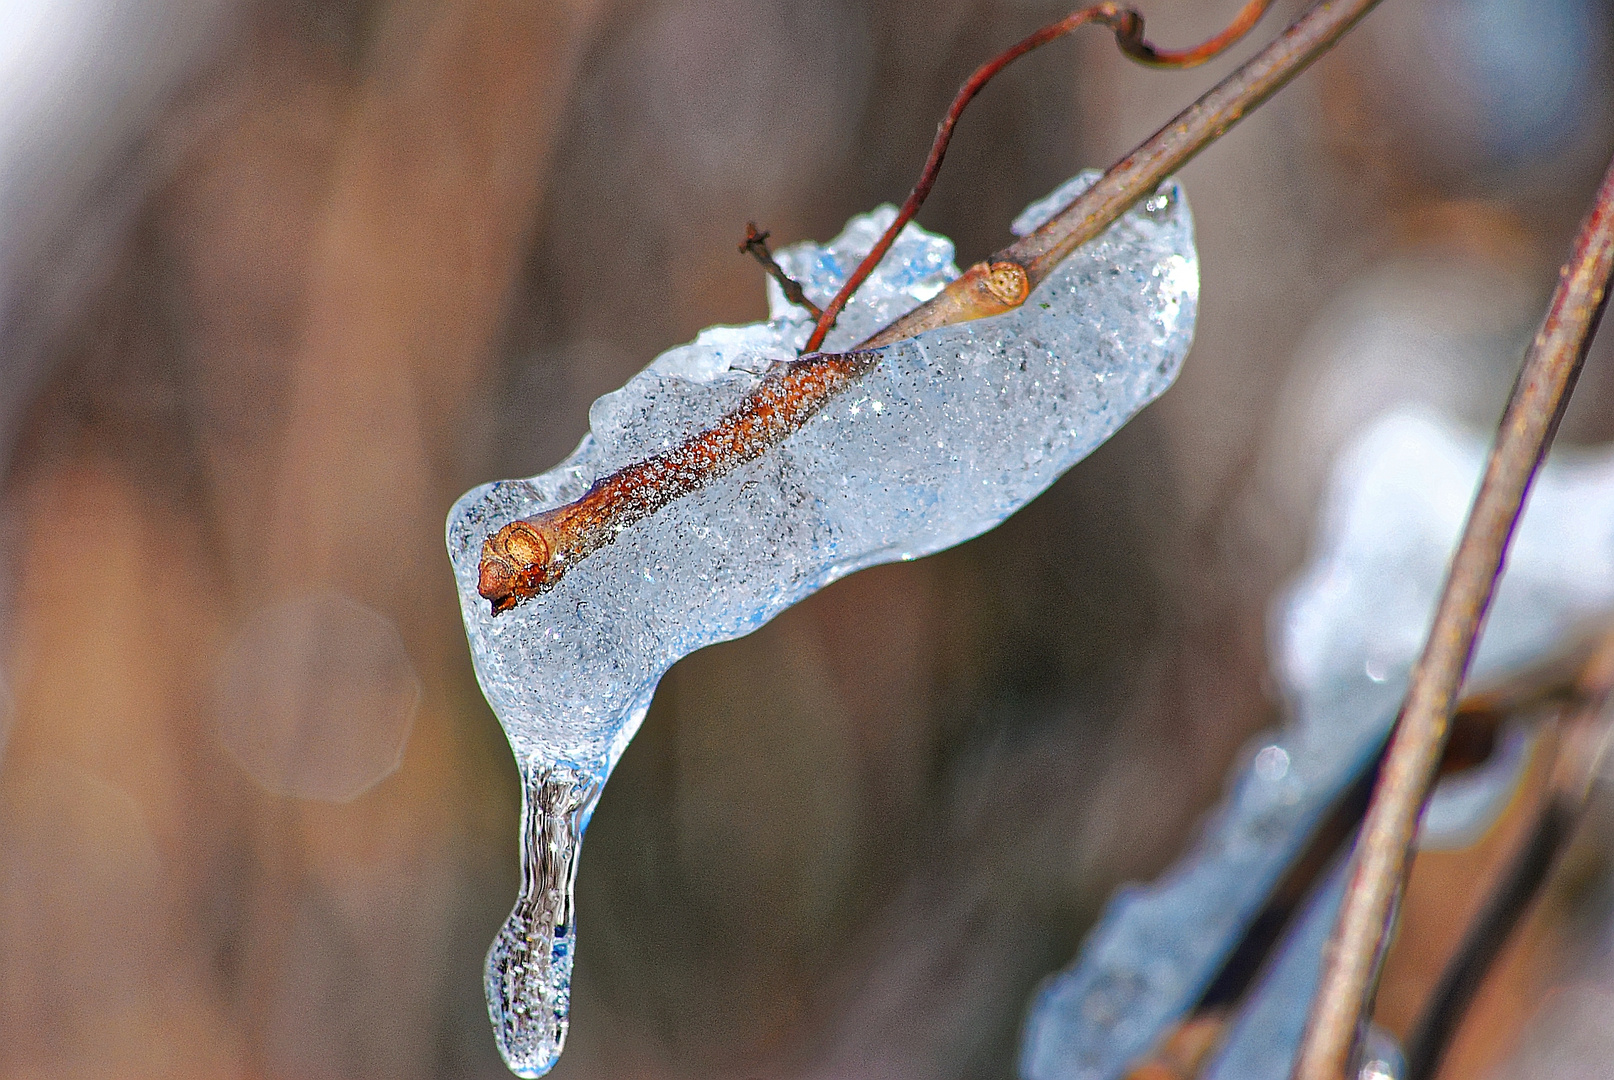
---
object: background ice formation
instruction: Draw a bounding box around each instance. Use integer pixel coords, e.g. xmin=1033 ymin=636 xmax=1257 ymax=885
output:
xmin=447 ymin=174 xmax=1198 ymax=1076
xmin=1021 ymin=410 xmax=1614 ymax=1080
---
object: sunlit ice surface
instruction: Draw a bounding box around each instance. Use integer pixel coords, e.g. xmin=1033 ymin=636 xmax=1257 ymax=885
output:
xmin=447 ymin=171 xmax=1198 ymax=1077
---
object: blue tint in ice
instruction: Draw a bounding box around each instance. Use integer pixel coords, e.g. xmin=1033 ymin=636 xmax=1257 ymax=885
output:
xmin=1202 ymin=856 xmax=1353 ymax=1080
xmin=1021 ymin=410 xmax=1614 ymax=1080
xmin=447 ymin=173 xmax=1199 ymax=1077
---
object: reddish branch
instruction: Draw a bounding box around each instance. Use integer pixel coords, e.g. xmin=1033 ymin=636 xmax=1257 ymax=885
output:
xmin=867 ymin=0 xmax=1386 ymax=347
xmin=478 ymin=349 xmax=877 ymax=611
xmin=800 ymin=0 xmax=1274 ymax=354
xmin=480 ymin=0 xmax=1380 ymax=613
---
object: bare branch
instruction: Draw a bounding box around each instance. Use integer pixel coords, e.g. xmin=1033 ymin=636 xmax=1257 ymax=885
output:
xmin=738 ymin=223 xmax=822 ymax=319
xmin=804 ymin=0 xmax=1275 ymax=354
xmin=1291 ymin=153 xmax=1614 ymax=1080
xmin=480 ymin=0 xmax=1388 ymax=608
xmin=861 ymin=0 xmax=1386 ymax=349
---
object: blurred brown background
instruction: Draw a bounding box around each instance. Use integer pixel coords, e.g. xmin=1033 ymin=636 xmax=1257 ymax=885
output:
xmin=1 ymin=1 xmax=1612 ymax=1077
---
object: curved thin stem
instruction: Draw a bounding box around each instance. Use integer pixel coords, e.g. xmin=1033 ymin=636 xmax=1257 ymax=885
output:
xmin=800 ymin=0 xmax=1272 ymax=354
xmin=862 ymin=0 xmax=1385 ymax=348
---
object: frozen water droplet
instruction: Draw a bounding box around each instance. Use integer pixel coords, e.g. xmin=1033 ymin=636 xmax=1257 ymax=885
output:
xmin=1356 ymin=1026 xmax=1405 ymax=1080
xmin=1141 ymin=186 xmax=1175 ymax=220
xmin=1253 ymin=745 xmax=1290 ymax=783
xmin=485 ymin=764 xmax=600 ymax=1078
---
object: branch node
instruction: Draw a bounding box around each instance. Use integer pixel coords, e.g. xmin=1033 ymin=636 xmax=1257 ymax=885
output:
xmin=739 ymin=223 xmax=823 ymax=319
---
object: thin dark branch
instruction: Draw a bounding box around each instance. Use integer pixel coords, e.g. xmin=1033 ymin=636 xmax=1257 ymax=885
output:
xmin=861 ymin=0 xmax=1384 ymax=350
xmin=1403 ymin=801 xmax=1572 ymax=1080
xmin=1401 ymin=628 xmax=1614 ymax=1079
xmin=738 ymin=223 xmax=822 ymax=319
xmin=1291 ymin=155 xmax=1614 ymax=1080
xmin=1404 ymin=628 xmax=1614 ymax=1080
xmin=803 ymin=0 xmax=1275 ymax=354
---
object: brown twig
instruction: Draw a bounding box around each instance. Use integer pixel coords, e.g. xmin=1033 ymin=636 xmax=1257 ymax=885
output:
xmin=1290 ymin=154 xmax=1614 ymax=1080
xmin=479 ymin=0 xmax=1385 ymax=610
xmin=739 ymin=223 xmax=822 ymax=319
xmin=478 ymin=349 xmax=878 ymax=611
xmin=861 ymin=0 xmax=1385 ymax=349
xmin=802 ymin=0 xmax=1275 ymax=354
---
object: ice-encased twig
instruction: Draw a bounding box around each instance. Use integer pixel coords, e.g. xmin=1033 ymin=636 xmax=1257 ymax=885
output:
xmin=447 ymin=171 xmax=1198 ymax=1078
xmin=1018 ymin=411 xmax=1614 ymax=1080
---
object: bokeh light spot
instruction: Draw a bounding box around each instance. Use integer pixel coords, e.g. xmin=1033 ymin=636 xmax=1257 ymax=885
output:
xmin=215 ymin=592 xmax=420 ymax=802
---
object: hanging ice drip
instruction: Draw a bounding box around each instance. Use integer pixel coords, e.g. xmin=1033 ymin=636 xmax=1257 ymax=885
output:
xmin=484 ymin=764 xmax=599 ymax=1076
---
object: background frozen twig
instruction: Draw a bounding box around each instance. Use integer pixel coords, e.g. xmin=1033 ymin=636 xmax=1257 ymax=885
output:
xmin=1294 ymin=149 xmax=1614 ymax=1080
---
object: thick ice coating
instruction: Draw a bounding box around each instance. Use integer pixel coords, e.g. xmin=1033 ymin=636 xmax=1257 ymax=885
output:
xmin=446 ymin=172 xmax=1199 ymax=1078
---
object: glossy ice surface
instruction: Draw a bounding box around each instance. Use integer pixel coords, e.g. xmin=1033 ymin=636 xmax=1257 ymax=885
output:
xmin=447 ymin=171 xmax=1199 ymax=1077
